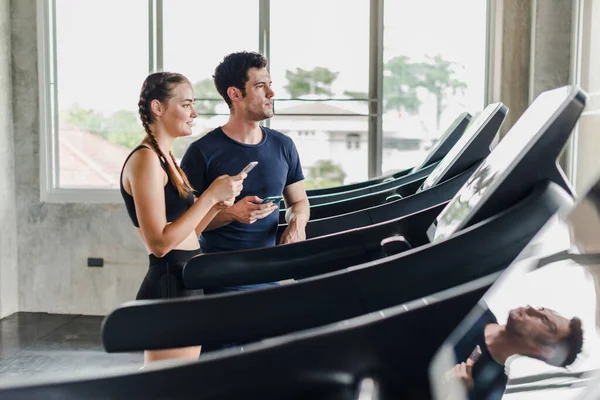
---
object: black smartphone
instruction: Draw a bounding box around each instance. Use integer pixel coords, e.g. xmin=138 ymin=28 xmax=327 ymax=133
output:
xmin=261 ymin=195 xmax=283 ymax=205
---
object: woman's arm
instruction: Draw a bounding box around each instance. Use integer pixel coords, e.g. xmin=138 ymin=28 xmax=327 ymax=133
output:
xmin=194 ymin=204 xmax=223 ymax=236
xmin=128 ymin=149 xmax=219 ymax=257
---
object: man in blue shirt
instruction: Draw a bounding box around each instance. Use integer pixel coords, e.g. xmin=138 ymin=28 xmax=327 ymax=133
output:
xmin=447 ymin=304 xmax=583 ymax=399
xmin=181 ymin=51 xmax=310 ymax=291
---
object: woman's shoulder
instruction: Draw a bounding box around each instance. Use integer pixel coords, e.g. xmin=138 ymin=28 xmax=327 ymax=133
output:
xmin=125 ymin=145 xmax=163 ymax=175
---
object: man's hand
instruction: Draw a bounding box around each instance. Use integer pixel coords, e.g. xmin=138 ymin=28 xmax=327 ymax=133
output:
xmin=279 ymin=216 xmax=307 ymax=245
xmin=224 ymin=196 xmax=279 ymax=224
xmin=445 ymin=359 xmax=474 ymax=390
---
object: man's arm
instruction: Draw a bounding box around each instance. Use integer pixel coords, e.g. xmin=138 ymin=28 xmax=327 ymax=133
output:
xmin=280 ymin=180 xmax=310 ymax=244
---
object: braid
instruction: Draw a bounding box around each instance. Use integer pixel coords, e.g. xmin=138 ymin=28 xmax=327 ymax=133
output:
xmin=137 ymin=72 xmax=192 ymax=198
xmin=170 ymin=151 xmax=193 ymax=190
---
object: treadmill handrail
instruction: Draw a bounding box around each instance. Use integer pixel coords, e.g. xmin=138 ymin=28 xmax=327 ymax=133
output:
xmin=3 ymin=273 xmax=493 ymax=400
xmin=280 ymin=175 xmax=426 ymax=223
xmin=102 ymin=182 xmax=571 ymax=352
xmin=305 ymin=112 xmax=471 ymax=196
xmin=183 ymin=167 xmax=480 ymax=291
xmin=306 ymin=162 xmax=437 ymax=203
xmin=280 ymin=162 xmax=481 ymax=240
xmin=183 ymin=202 xmax=445 ymax=289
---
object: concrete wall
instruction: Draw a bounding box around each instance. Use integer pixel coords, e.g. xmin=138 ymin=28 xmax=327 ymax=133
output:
xmin=574 ymin=0 xmax=600 ymax=194
xmin=498 ymin=0 xmax=573 ymax=141
xmin=0 ymin=0 xmax=18 ymax=318
xmin=530 ymin=0 xmax=574 ymax=173
xmin=529 ymin=0 xmax=573 ymax=100
xmin=499 ymin=0 xmax=532 ymax=138
xmin=11 ymin=0 xmax=146 ymax=315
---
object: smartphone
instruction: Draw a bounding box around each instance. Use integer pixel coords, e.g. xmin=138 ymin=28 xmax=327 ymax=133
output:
xmin=261 ymin=195 xmax=283 ymax=205
xmin=241 ymin=161 xmax=258 ymax=174
xmin=468 ymin=345 xmax=482 ymax=363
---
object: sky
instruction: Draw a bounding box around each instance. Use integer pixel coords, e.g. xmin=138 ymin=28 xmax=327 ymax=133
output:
xmin=54 ymin=0 xmax=487 ymax=125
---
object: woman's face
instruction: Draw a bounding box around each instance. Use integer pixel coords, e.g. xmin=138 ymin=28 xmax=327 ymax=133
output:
xmin=159 ymin=83 xmax=197 ymax=137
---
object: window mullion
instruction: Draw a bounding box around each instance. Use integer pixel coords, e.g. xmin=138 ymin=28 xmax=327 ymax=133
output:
xmin=148 ymin=0 xmax=163 ymax=72
xmin=156 ymin=0 xmax=163 ymax=71
xmin=148 ymin=0 xmax=154 ymax=72
xmin=368 ymin=0 xmax=384 ymax=178
xmin=50 ymin=0 xmax=60 ymax=188
xmin=259 ymin=0 xmax=270 ymax=128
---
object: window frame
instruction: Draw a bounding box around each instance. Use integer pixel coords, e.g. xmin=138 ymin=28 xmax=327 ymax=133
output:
xmin=37 ymin=0 xmax=496 ymax=203
xmin=37 ymin=0 xmax=154 ymax=203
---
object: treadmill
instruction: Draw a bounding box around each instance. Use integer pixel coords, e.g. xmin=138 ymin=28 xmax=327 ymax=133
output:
xmin=101 ymin=86 xmax=585 ymax=356
xmin=576 ymin=374 xmax=600 ymax=400
xmin=277 ymin=105 xmax=506 ymax=237
xmin=174 ymin=103 xmax=522 ymax=290
xmin=6 ymin=170 xmax=600 ymax=399
xmin=279 ymin=104 xmax=506 ymax=220
xmin=429 ymin=181 xmax=600 ymax=400
xmin=305 ymin=111 xmax=472 ymax=197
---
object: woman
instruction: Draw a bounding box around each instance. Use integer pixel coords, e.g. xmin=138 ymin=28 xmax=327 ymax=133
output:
xmin=120 ymin=72 xmax=245 ymax=364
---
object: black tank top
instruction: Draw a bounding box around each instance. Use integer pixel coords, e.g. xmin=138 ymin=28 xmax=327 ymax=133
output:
xmin=120 ymin=145 xmax=194 ymax=228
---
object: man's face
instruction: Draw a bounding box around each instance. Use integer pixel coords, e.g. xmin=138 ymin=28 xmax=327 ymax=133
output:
xmin=240 ymin=67 xmax=274 ymax=121
xmin=507 ymin=306 xmax=571 ymax=346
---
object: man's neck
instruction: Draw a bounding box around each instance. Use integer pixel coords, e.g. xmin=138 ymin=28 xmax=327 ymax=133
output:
xmin=484 ymin=324 xmax=523 ymax=365
xmin=221 ymin=116 xmax=264 ymax=145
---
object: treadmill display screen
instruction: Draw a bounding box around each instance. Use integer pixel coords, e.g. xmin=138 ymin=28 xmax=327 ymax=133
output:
xmin=411 ymin=113 xmax=469 ymax=173
xmin=420 ymin=104 xmax=502 ymax=191
xmin=429 ymin=183 xmax=600 ymax=400
xmin=430 ymin=86 xmax=574 ymax=243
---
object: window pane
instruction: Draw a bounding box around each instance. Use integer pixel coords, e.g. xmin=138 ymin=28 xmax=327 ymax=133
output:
xmin=163 ymin=0 xmax=259 ymax=159
xmin=382 ymin=0 xmax=487 ymax=174
xmin=270 ymin=1 xmax=370 ymax=187
xmin=55 ymin=0 xmax=148 ymax=188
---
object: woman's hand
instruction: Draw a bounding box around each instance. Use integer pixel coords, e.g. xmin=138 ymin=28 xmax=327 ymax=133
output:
xmin=205 ymin=172 xmax=246 ymax=204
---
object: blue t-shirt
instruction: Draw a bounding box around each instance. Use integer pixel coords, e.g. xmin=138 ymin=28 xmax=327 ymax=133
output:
xmin=181 ymin=126 xmax=305 ymax=253
xmin=454 ymin=306 xmax=507 ymax=400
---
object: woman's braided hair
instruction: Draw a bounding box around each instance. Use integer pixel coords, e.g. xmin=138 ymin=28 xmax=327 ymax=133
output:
xmin=138 ymin=72 xmax=193 ymax=198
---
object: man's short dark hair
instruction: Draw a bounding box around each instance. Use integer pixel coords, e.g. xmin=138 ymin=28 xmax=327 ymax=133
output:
xmin=213 ymin=51 xmax=268 ymax=110
xmin=562 ymin=317 xmax=584 ymax=367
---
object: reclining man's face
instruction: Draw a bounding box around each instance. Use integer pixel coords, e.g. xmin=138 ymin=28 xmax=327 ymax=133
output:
xmin=507 ymin=306 xmax=571 ymax=360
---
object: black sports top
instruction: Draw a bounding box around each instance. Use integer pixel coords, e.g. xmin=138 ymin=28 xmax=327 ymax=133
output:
xmin=120 ymin=145 xmax=194 ymax=228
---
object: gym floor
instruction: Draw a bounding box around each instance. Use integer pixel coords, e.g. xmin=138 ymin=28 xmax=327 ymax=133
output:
xmin=0 ymin=312 xmax=142 ymax=383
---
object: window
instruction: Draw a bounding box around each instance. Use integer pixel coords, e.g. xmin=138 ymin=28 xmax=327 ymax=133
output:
xmin=162 ymin=0 xmax=259 ymax=159
xmin=38 ymin=0 xmax=491 ymax=202
xmin=346 ymin=133 xmax=361 ymax=150
xmin=39 ymin=0 xmax=149 ymax=202
xmin=269 ymin=0 xmax=370 ymax=188
xmin=382 ymin=0 xmax=487 ymax=175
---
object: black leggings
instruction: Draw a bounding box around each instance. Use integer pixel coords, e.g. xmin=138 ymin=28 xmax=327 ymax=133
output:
xmin=136 ymin=249 xmax=203 ymax=300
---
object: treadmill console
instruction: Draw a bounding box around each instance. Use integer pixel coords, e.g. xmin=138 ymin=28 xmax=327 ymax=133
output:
xmin=419 ymin=103 xmax=504 ymax=192
xmin=428 ymin=86 xmax=579 ymax=243
xmin=411 ymin=112 xmax=472 ymax=173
